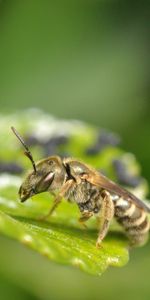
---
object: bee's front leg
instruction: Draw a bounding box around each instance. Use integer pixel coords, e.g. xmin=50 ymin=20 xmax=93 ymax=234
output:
xmin=96 ymin=190 xmax=114 ymax=248
xmin=38 ymin=179 xmax=75 ymax=221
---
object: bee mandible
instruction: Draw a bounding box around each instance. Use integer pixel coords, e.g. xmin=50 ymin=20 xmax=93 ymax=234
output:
xmin=11 ymin=127 xmax=150 ymax=247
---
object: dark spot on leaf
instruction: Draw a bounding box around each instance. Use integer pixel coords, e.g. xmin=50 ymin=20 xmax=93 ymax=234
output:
xmin=43 ymin=136 xmax=69 ymax=156
xmin=86 ymin=130 xmax=121 ymax=155
xmin=26 ymin=134 xmax=69 ymax=157
xmin=25 ymin=135 xmax=40 ymax=146
xmin=43 ymin=144 xmax=59 ymax=156
xmin=113 ymin=159 xmax=141 ymax=188
xmin=45 ymin=135 xmax=68 ymax=147
xmin=0 ymin=162 xmax=24 ymax=174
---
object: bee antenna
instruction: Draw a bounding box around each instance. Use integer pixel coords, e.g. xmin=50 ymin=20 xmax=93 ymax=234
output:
xmin=11 ymin=126 xmax=37 ymax=174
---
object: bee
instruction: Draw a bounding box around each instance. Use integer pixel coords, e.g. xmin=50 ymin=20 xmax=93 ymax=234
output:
xmin=11 ymin=127 xmax=150 ymax=247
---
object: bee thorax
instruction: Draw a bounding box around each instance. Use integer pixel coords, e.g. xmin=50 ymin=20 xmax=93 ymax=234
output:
xmin=67 ymin=180 xmax=101 ymax=213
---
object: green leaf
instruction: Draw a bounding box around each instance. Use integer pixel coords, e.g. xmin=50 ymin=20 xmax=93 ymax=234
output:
xmin=0 ymin=109 xmax=148 ymax=275
xmin=0 ymin=187 xmax=129 ymax=276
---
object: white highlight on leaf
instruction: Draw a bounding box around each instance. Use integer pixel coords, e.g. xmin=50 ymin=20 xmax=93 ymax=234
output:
xmin=0 ymin=174 xmax=21 ymax=188
xmin=0 ymin=196 xmax=17 ymax=209
xmin=71 ymin=257 xmax=85 ymax=267
xmin=21 ymin=234 xmax=33 ymax=244
xmin=0 ymin=108 xmax=87 ymax=143
xmin=32 ymin=118 xmax=86 ymax=142
xmin=107 ymin=256 xmax=120 ymax=265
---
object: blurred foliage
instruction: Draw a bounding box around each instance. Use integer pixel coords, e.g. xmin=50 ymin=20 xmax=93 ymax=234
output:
xmin=0 ymin=0 xmax=150 ymax=300
xmin=0 ymin=0 xmax=149 ymax=129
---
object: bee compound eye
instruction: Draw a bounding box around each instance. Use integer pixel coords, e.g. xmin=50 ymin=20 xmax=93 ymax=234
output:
xmin=48 ymin=160 xmax=54 ymax=166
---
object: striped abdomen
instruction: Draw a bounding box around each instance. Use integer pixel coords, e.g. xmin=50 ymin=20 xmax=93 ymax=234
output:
xmin=114 ymin=196 xmax=150 ymax=246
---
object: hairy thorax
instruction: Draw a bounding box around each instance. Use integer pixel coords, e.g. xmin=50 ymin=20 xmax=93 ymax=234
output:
xmin=66 ymin=179 xmax=102 ymax=214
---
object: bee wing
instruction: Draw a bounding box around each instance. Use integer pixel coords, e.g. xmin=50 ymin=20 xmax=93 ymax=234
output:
xmin=87 ymin=172 xmax=150 ymax=213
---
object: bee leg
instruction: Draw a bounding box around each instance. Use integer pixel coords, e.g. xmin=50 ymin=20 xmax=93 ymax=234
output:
xmin=96 ymin=190 xmax=114 ymax=248
xmin=78 ymin=211 xmax=93 ymax=228
xmin=38 ymin=179 xmax=74 ymax=221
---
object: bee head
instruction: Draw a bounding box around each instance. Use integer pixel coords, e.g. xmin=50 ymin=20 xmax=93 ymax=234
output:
xmin=19 ymin=156 xmax=66 ymax=202
xmin=11 ymin=127 xmax=66 ymax=202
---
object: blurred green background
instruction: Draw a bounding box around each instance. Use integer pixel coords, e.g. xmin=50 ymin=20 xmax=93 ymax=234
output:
xmin=0 ymin=1 xmax=150 ymax=299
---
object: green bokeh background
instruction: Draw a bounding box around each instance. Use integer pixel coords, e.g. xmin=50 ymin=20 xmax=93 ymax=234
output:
xmin=0 ymin=1 xmax=150 ymax=299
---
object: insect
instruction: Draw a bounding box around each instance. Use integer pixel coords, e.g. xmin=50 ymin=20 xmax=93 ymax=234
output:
xmin=11 ymin=127 xmax=150 ymax=247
